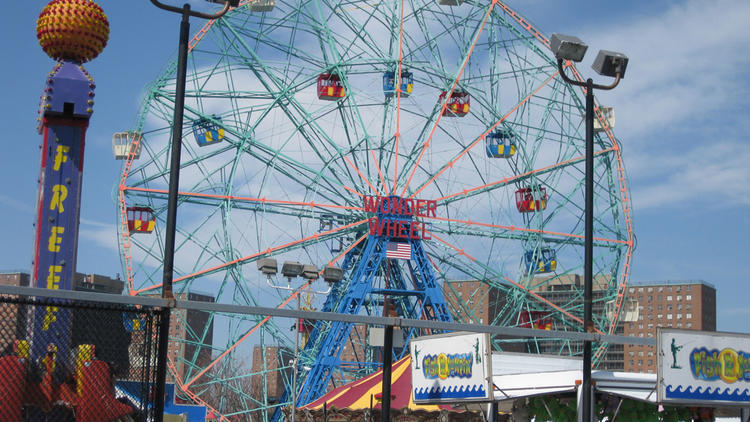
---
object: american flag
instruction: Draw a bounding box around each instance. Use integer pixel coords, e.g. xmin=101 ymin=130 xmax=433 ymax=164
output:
xmin=386 ymin=242 xmax=412 ymax=260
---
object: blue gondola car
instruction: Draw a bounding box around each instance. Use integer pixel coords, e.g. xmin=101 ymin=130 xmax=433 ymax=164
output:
xmin=192 ymin=115 xmax=225 ymax=147
xmin=524 ymin=248 xmax=557 ymax=274
xmin=122 ymin=312 xmax=145 ymax=332
xmin=485 ymin=129 xmax=517 ymax=158
xmin=383 ymin=70 xmax=413 ymax=97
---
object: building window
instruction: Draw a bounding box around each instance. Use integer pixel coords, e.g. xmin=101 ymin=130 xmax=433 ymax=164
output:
xmin=648 ymin=323 xmax=654 ymax=329
xmin=677 ymin=295 xmax=682 ymax=301
xmin=630 ymin=360 xmax=635 ymax=366
xmin=639 ymin=315 xmax=644 ymax=321
xmin=658 ymin=286 xmax=664 ymax=292
xmin=648 ymin=360 xmax=653 ymax=365
xmin=686 ymin=304 xmax=692 ymax=310
xmin=629 ymin=288 xmax=635 ymax=293
xmin=648 ymin=332 xmax=654 ymax=337
xmin=639 ymin=324 xmax=644 ymax=329
xmin=667 ymin=295 xmax=673 ymax=301
xmin=648 ymin=369 xmax=654 ymax=373
xmin=648 ymin=296 xmax=653 ymax=302
xmin=686 ymin=294 xmax=692 ymax=301
xmin=658 ymin=305 xmax=663 ymax=310
xmin=677 ymin=314 xmax=682 ymax=319
xmin=686 ymin=285 xmax=691 ymax=291
xmin=667 ymin=314 xmax=673 ymax=320
xmin=667 ymin=305 xmax=672 ymax=311
xmin=668 ymin=286 xmax=673 ymax=292
xmin=657 ymin=295 xmax=663 ymax=301
xmin=648 ymin=305 xmax=653 ymax=311
xmin=658 ymin=314 xmax=663 ymax=319
xmin=629 ymin=351 xmax=635 ymax=357
xmin=678 ymin=304 xmax=683 ymax=310
xmin=638 ymin=360 xmax=643 ymax=365
xmin=638 ymin=287 xmax=644 ymax=292
xmin=677 ymin=323 xmax=683 ymax=328
xmin=648 ymin=287 xmax=653 ymax=292
xmin=687 ymin=322 xmax=693 ymax=328
xmin=648 ymin=351 xmax=654 ymax=357
xmin=687 ymin=313 xmax=692 ymax=319
xmin=667 ymin=324 xmax=673 ymax=328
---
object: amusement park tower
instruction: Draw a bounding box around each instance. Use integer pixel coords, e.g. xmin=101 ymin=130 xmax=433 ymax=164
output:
xmin=30 ymin=0 xmax=109 ymax=368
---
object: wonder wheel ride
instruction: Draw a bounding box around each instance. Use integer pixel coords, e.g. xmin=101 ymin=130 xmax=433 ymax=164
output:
xmin=117 ymin=0 xmax=633 ymax=419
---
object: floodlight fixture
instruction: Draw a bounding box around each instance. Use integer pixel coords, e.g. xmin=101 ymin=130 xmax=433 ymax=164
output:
xmin=550 ymin=33 xmax=588 ymax=62
xmin=322 ymin=266 xmax=344 ymax=284
xmin=281 ymin=261 xmax=304 ymax=279
xmin=302 ymin=265 xmax=319 ymax=280
xmin=207 ymin=0 xmax=240 ymax=7
xmin=592 ymin=50 xmax=628 ymax=79
xmin=257 ymin=258 xmax=278 ymax=276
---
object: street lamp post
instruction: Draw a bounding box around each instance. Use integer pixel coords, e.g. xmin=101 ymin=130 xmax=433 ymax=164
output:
xmin=148 ymin=1 xmax=237 ymax=420
xmin=550 ymin=33 xmax=628 ymax=422
xmin=260 ymin=259 xmax=344 ymax=422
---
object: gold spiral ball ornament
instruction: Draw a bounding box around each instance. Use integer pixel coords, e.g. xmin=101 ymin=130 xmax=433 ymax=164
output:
xmin=36 ymin=0 xmax=110 ymax=63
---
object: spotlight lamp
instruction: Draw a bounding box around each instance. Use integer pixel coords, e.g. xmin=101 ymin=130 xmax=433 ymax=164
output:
xmin=302 ymin=265 xmax=319 ymax=281
xmin=322 ymin=266 xmax=344 ymax=284
xmin=257 ymin=258 xmax=278 ymax=276
xmin=550 ymin=33 xmax=588 ymax=62
xmin=281 ymin=261 xmax=304 ymax=279
xmin=592 ymin=50 xmax=629 ymax=79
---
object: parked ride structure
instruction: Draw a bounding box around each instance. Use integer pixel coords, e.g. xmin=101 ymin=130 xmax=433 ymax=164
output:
xmin=116 ymin=0 xmax=634 ymax=420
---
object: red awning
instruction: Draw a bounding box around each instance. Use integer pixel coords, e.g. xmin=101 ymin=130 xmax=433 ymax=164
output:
xmin=300 ymin=356 xmax=457 ymax=412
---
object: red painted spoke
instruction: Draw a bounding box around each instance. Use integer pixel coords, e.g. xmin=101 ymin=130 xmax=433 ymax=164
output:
xmin=431 ymin=233 xmax=601 ymax=332
xmin=122 ymin=186 xmax=364 ymax=212
xmin=132 ymin=218 xmax=369 ymax=295
xmin=399 ymin=1 xmax=497 ymax=197
xmin=436 ymin=146 xmax=617 ymax=203
xmin=344 ymin=155 xmax=380 ymax=196
xmin=428 ymin=215 xmax=628 ymax=246
xmin=183 ymin=233 xmax=368 ymax=388
xmin=392 ymin=0 xmax=406 ymax=193
xmin=370 ymin=150 xmax=389 ymax=196
xmin=409 ymin=69 xmax=560 ymax=199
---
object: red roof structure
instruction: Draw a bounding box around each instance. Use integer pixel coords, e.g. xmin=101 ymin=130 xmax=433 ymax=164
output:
xmin=300 ymin=356 xmax=455 ymax=412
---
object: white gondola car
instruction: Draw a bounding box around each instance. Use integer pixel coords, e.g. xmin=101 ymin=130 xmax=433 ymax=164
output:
xmin=605 ymin=298 xmax=639 ymax=323
xmin=112 ymin=132 xmax=141 ymax=160
xmin=251 ymin=0 xmax=275 ymax=12
xmin=589 ymin=106 xmax=615 ymax=132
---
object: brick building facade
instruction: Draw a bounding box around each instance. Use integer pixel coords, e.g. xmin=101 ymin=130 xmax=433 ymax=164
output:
xmin=623 ymin=280 xmax=716 ymax=373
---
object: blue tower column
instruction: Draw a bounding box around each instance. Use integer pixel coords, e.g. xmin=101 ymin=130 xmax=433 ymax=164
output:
xmin=277 ymin=196 xmax=453 ymax=418
xmin=30 ymin=61 xmax=95 ymax=371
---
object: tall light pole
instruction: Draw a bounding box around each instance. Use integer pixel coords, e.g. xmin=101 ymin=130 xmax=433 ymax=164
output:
xmin=550 ymin=33 xmax=628 ymax=422
xmin=148 ymin=1 xmax=237 ymax=420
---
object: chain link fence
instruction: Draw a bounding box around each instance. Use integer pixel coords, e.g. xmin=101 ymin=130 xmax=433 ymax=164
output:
xmin=0 ymin=292 xmax=165 ymax=421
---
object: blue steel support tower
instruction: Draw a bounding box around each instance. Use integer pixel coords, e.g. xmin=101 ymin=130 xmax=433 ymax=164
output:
xmin=278 ymin=195 xmax=453 ymax=416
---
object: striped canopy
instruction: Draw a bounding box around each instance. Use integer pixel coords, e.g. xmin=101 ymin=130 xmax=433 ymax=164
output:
xmin=300 ymin=356 xmax=457 ymax=412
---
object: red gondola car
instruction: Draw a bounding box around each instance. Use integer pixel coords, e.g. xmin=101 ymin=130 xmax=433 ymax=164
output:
xmin=438 ymin=90 xmax=470 ymax=117
xmin=317 ymin=73 xmax=346 ymax=100
xmin=127 ymin=206 xmax=155 ymax=233
xmin=515 ymin=186 xmax=547 ymax=213
xmin=519 ymin=310 xmax=553 ymax=330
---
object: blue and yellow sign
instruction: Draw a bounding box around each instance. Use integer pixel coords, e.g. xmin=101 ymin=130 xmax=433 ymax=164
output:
xmin=31 ymin=119 xmax=86 ymax=365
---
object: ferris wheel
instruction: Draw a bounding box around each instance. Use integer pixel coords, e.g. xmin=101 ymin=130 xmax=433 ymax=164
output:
xmin=116 ymin=0 xmax=633 ymax=419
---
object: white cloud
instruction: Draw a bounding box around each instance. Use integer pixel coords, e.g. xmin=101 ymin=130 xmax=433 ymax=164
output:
xmin=629 ymin=141 xmax=750 ymax=210
xmin=578 ymin=0 xmax=750 ymax=140
xmin=571 ymin=0 xmax=750 ymax=210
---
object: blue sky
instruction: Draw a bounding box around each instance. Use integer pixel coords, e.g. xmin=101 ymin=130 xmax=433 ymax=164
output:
xmin=1 ymin=0 xmax=748 ymax=333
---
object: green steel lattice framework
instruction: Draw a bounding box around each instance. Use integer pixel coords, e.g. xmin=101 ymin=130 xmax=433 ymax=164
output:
xmin=117 ymin=0 xmax=634 ymax=419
